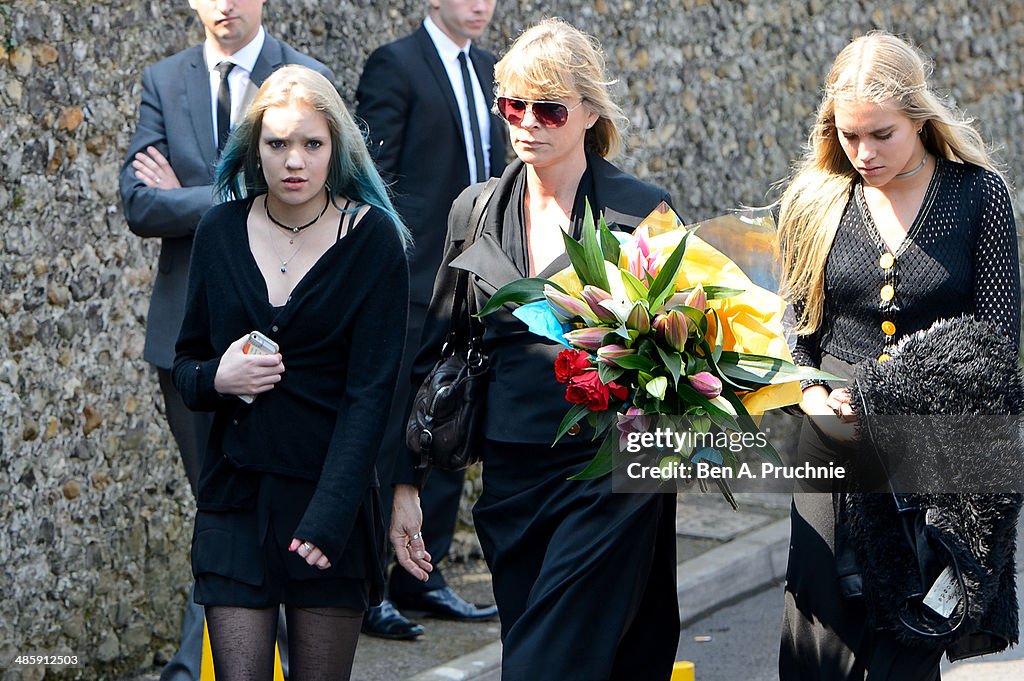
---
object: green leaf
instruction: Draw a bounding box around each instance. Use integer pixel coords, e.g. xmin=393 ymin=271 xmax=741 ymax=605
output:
xmin=710 ymin=308 xmax=724 ymax=363
xmin=568 ymin=431 xmax=619 ymax=480
xmin=581 ymin=204 xmax=611 ymax=291
xmin=553 ymin=403 xmax=590 ymax=445
xmin=647 ymin=225 xmax=699 ymax=311
xmin=621 ymin=270 xmax=650 ymax=302
xmin=655 ymin=344 xmax=683 ymax=387
xmin=717 ymin=351 xmax=844 ymax=386
xmin=611 ymin=354 xmax=658 ymax=372
xmin=560 ymin=230 xmax=596 ymax=287
xmin=592 ymin=407 xmax=618 ymax=439
xmin=477 ymin=277 xmax=564 ymax=317
xmin=702 ymin=285 xmax=746 ymax=300
xmin=597 ymin=363 xmax=625 ymax=385
xmin=597 ymin=211 xmax=621 ymax=265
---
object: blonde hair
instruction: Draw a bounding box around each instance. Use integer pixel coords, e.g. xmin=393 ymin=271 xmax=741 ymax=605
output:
xmin=216 ymin=65 xmax=409 ymax=246
xmin=777 ymin=31 xmax=1003 ymax=333
xmin=494 ymin=17 xmax=627 ymax=158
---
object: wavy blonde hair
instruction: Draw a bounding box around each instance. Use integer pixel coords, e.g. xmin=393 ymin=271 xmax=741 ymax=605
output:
xmin=777 ymin=31 xmax=1003 ymax=333
xmin=494 ymin=17 xmax=627 ymax=158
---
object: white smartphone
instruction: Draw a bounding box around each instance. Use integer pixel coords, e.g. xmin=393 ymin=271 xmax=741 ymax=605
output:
xmin=238 ymin=331 xmax=279 ymax=404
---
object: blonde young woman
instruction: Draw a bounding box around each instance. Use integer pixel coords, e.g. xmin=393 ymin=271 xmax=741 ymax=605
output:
xmin=391 ymin=19 xmax=680 ymax=680
xmin=776 ymin=33 xmax=1020 ymax=680
xmin=173 ymin=66 xmax=409 ymax=681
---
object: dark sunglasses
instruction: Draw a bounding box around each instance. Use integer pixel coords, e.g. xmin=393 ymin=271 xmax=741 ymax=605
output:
xmin=496 ymin=97 xmax=584 ymax=128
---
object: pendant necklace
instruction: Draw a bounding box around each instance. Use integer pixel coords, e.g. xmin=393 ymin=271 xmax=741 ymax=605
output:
xmin=894 ymin=153 xmax=928 ymax=179
xmin=265 ymin=190 xmax=331 ymax=244
xmin=266 ymin=220 xmax=306 ymax=274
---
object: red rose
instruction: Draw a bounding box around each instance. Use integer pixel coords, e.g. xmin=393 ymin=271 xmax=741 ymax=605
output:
xmin=565 ymin=372 xmax=628 ymax=411
xmin=609 ymin=381 xmax=629 ymax=401
xmin=554 ymin=348 xmax=592 ymax=383
xmin=566 ymin=371 xmax=610 ymax=410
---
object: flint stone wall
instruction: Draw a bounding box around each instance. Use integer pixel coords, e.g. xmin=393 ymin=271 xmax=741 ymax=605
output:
xmin=1 ymin=1 xmax=1021 ymax=678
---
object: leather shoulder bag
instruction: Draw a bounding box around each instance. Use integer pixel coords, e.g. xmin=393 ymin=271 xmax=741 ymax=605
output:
xmin=405 ymin=179 xmax=499 ymax=471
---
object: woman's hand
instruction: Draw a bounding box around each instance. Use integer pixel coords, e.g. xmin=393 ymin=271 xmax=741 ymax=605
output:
xmin=391 ymin=484 xmax=433 ymax=581
xmin=289 ymin=538 xmax=331 ymax=570
xmin=214 ymin=335 xmax=285 ymax=396
xmin=801 ymin=386 xmax=858 ymax=442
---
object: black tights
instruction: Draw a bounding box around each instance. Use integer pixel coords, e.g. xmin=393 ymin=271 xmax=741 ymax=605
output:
xmin=205 ymin=605 xmax=363 ymax=681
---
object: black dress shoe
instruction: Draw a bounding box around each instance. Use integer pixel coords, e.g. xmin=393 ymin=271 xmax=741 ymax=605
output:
xmin=392 ymin=586 xmax=498 ymax=622
xmin=361 ymin=599 xmax=425 ymax=640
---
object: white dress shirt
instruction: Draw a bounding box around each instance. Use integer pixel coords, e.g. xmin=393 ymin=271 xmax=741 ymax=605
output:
xmin=203 ymin=26 xmax=266 ymax=149
xmin=423 ymin=16 xmax=492 ymax=184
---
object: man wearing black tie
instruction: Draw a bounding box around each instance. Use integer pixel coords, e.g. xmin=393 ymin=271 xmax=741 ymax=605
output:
xmin=119 ymin=1 xmax=331 ymax=678
xmin=356 ymin=0 xmax=505 ymax=640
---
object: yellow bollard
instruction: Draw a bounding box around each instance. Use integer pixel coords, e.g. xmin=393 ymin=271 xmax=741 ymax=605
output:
xmin=671 ymin=660 xmax=696 ymax=681
xmin=200 ymin=619 xmax=286 ymax=681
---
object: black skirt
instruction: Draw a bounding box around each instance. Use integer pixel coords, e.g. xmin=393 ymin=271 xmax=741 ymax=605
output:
xmin=473 ymin=438 xmax=679 ymax=681
xmin=192 ymin=473 xmax=383 ymax=610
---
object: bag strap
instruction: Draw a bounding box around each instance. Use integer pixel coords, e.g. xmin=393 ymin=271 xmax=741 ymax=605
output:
xmin=444 ymin=178 xmax=500 ymax=355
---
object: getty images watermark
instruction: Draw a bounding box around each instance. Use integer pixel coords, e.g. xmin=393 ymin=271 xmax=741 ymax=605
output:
xmin=619 ymin=425 xmax=845 ymax=486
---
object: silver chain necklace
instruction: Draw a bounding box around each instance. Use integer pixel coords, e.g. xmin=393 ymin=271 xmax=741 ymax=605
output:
xmin=265 ymin=214 xmax=308 ymax=274
xmin=894 ymin=152 xmax=928 ymax=179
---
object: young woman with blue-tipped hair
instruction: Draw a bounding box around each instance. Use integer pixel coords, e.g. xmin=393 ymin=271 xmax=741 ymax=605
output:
xmin=172 ymin=65 xmax=410 ymax=681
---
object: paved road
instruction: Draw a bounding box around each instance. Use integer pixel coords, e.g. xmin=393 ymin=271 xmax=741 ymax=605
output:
xmin=675 ymin=520 xmax=1024 ymax=681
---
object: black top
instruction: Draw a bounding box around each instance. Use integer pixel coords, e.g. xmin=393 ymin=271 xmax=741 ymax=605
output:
xmin=792 ymin=158 xmax=1020 ymax=381
xmin=395 ymin=155 xmax=671 ymax=486
xmin=172 ymin=197 xmax=409 ymax=561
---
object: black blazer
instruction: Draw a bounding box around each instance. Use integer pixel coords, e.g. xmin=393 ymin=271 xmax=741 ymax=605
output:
xmin=395 ymin=156 xmax=671 ymax=483
xmin=119 ymin=34 xmax=333 ymax=369
xmin=355 ymin=26 xmax=507 ymax=305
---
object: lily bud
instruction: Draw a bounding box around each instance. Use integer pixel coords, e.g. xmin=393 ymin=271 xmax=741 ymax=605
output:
xmin=625 ymin=301 xmax=652 ymax=335
xmin=544 ymin=286 xmax=596 ymax=323
xmin=663 ymin=310 xmax=689 ymax=352
xmin=582 ymin=285 xmax=618 ymax=323
xmin=564 ymin=326 xmax=609 ymax=351
xmin=596 ymin=344 xmax=636 ymax=367
xmin=684 ymin=284 xmax=707 ymax=312
xmin=689 ymin=371 xmax=722 ymax=399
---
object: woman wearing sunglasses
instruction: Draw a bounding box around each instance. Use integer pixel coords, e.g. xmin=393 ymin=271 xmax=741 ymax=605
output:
xmin=391 ymin=18 xmax=679 ymax=680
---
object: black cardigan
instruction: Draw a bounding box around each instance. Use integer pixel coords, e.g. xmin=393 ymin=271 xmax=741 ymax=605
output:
xmin=396 ymin=155 xmax=671 ymax=483
xmin=172 ymin=198 xmax=409 ymax=562
xmin=793 ymin=159 xmax=1020 ymax=377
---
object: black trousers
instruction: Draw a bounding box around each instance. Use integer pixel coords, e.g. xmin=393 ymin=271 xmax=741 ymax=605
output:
xmin=376 ymin=303 xmax=463 ymax=594
xmin=158 ymin=368 xmax=213 ymax=496
xmin=474 ymin=439 xmax=679 ymax=681
xmin=779 ymin=412 xmax=943 ymax=681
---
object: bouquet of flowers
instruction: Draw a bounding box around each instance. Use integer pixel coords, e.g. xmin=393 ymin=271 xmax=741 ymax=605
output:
xmin=478 ymin=202 xmax=833 ymax=504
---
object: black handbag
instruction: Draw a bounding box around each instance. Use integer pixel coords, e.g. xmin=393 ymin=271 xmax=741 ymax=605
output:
xmin=405 ymin=179 xmax=498 ymax=471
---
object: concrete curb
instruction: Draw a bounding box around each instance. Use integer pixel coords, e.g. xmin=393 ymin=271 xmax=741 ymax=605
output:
xmin=405 ymin=517 xmax=792 ymax=681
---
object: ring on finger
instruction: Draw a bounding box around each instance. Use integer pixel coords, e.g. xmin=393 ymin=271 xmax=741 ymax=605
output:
xmin=302 ymin=542 xmax=313 ymax=553
xmin=411 ymin=532 xmax=422 ymax=541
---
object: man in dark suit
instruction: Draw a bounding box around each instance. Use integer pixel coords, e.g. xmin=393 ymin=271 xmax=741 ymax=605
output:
xmin=119 ymin=1 xmax=332 ymax=678
xmin=355 ymin=0 xmax=505 ymax=639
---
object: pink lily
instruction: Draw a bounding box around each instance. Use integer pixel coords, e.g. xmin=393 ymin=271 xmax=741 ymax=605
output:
xmin=689 ymin=371 xmax=723 ymax=399
xmin=596 ymin=344 xmax=636 ymax=367
xmin=581 ymin=285 xmax=619 ymax=323
xmin=563 ymin=326 xmax=609 ymax=350
xmin=663 ymin=310 xmax=689 ymax=352
xmin=544 ymin=285 xmax=597 ymax=323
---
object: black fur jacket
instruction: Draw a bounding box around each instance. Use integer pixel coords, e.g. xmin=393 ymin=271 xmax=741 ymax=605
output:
xmin=848 ymin=316 xmax=1023 ymax=661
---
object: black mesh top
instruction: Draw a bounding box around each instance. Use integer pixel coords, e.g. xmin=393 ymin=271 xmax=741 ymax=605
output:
xmin=792 ymin=158 xmax=1021 ymax=386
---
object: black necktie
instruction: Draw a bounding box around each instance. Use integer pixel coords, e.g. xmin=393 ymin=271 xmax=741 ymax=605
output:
xmin=215 ymin=61 xmax=236 ymax=153
xmin=457 ymin=51 xmax=486 ymax=183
